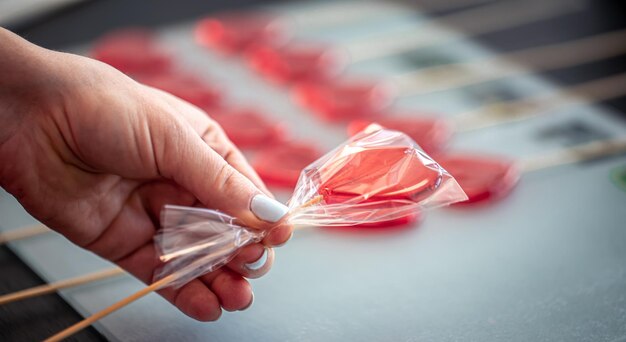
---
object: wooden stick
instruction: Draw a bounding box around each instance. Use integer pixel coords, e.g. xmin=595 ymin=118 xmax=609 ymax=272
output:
xmin=347 ymin=0 xmax=585 ymax=63
xmin=452 ymin=72 xmax=626 ymax=132
xmin=518 ymin=138 xmax=626 ymax=174
xmin=0 ymin=267 xmax=124 ymax=306
xmin=45 ymin=274 xmax=176 ymax=342
xmin=44 ymin=196 xmax=327 ymax=341
xmin=0 ymin=224 xmax=49 ymax=245
xmin=395 ymin=28 xmax=626 ymax=96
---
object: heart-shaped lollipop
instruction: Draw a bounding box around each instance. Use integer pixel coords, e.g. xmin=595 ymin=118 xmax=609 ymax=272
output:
xmin=288 ymin=125 xmax=465 ymax=226
xmin=436 ymin=153 xmax=520 ymax=204
xmin=91 ymin=29 xmax=171 ymax=75
xmin=293 ymin=78 xmax=393 ymax=121
xmin=252 ymin=141 xmax=322 ymax=189
xmin=212 ymin=108 xmax=287 ymax=149
xmin=195 ymin=13 xmax=285 ymax=55
xmin=246 ymin=43 xmax=343 ymax=85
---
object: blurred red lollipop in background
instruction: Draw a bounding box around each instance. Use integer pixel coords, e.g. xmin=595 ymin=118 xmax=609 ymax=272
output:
xmin=293 ymin=78 xmax=393 ymax=121
xmin=436 ymin=153 xmax=520 ymax=205
xmin=138 ymin=72 xmax=222 ymax=110
xmin=347 ymin=117 xmax=453 ymax=155
xmin=212 ymin=108 xmax=287 ymax=149
xmin=246 ymin=42 xmax=345 ymax=85
xmin=91 ymin=29 xmax=172 ymax=75
xmin=195 ymin=13 xmax=285 ymax=55
xmin=252 ymin=141 xmax=322 ymax=189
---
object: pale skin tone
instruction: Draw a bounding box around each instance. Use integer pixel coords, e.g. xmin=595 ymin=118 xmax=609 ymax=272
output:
xmin=0 ymin=28 xmax=293 ymax=320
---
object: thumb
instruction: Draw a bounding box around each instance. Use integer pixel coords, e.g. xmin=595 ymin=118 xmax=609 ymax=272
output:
xmin=156 ymin=116 xmax=289 ymax=229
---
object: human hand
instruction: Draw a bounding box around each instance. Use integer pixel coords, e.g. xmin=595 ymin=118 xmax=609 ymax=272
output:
xmin=0 ymin=28 xmax=293 ymax=320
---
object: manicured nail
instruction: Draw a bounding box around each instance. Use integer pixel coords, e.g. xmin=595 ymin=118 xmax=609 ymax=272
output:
xmin=250 ymin=194 xmax=289 ymax=223
xmin=240 ymin=292 xmax=254 ymax=311
xmin=245 ymin=248 xmax=268 ymax=271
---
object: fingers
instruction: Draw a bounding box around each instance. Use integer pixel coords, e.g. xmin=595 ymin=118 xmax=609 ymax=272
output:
xmin=150 ymin=86 xmax=272 ymax=197
xmin=263 ymin=223 xmax=294 ymax=247
xmin=201 ymin=269 xmax=253 ymax=312
xmin=117 ymin=243 xmax=255 ymax=321
xmin=226 ymin=243 xmax=274 ymax=279
xmin=150 ymin=110 xmax=287 ymax=229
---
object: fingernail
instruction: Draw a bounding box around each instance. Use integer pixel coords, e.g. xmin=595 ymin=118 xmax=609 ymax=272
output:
xmin=240 ymin=292 xmax=254 ymax=311
xmin=245 ymin=248 xmax=268 ymax=271
xmin=251 ymin=194 xmax=289 ymax=223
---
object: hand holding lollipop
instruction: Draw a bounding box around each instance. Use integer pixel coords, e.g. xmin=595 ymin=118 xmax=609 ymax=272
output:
xmin=47 ymin=124 xmax=467 ymax=341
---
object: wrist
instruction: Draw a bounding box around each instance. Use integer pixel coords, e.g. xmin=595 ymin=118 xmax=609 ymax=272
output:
xmin=0 ymin=28 xmax=65 ymax=146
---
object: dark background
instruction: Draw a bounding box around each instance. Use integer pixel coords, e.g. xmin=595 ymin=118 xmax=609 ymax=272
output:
xmin=2 ymin=0 xmax=625 ymax=340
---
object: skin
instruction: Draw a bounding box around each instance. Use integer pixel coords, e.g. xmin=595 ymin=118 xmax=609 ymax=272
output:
xmin=0 ymin=28 xmax=293 ymax=321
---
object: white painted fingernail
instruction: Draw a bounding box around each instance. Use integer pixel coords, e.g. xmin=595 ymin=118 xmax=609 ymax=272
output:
xmin=250 ymin=194 xmax=289 ymax=223
xmin=245 ymin=248 xmax=268 ymax=271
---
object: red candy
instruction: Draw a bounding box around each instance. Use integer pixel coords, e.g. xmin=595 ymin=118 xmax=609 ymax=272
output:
xmin=293 ymin=79 xmax=393 ymax=121
xmin=437 ymin=154 xmax=520 ymax=204
xmin=252 ymin=142 xmax=322 ymax=189
xmin=138 ymin=73 xmax=222 ymax=109
xmin=91 ymin=29 xmax=171 ymax=75
xmin=212 ymin=109 xmax=287 ymax=148
xmin=347 ymin=117 xmax=453 ymax=155
xmin=246 ymin=43 xmax=343 ymax=85
xmin=319 ymin=147 xmax=443 ymax=204
xmin=195 ymin=13 xmax=284 ymax=55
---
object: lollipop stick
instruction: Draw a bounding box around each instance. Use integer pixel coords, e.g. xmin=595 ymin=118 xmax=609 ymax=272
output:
xmin=518 ymin=138 xmax=626 ymax=173
xmin=0 ymin=224 xmax=49 ymax=245
xmin=348 ymin=0 xmax=584 ymax=63
xmin=395 ymin=28 xmax=626 ymax=96
xmin=0 ymin=267 xmax=124 ymax=306
xmin=299 ymin=195 xmax=324 ymax=209
xmin=453 ymin=72 xmax=626 ymax=132
xmin=45 ymin=274 xmax=176 ymax=342
xmin=45 ymin=197 xmax=326 ymax=341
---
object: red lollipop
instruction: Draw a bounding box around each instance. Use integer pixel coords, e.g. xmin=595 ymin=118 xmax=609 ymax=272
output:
xmin=293 ymin=79 xmax=393 ymax=121
xmin=91 ymin=29 xmax=171 ymax=75
xmin=138 ymin=73 xmax=222 ymax=110
xmin=212 ymin=108 xmax=287 ymax=149
xmin=318 ymin=147 xmax=443 ymax=205
xmin=436 ymin=153 xmax=520 ymax=204
xmin=246 ymin=43 xmax=343 ymax=85
xmin=252 ymin=141 xmax=322 ymax=189
xmin=195 ymin=13 xmax=284 ymax=55
xmin=347 ymin=117 xmax=453 ymax=155
xmin=289 ymin=125 xmax=466 ymax=226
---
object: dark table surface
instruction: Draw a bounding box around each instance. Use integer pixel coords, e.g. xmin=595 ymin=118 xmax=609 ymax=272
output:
xmin=2 ymin=0 xmax=625 ymax=341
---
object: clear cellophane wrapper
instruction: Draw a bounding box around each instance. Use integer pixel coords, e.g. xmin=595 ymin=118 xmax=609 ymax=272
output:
xmin=154 ymin=125 xmax=467 ymax=289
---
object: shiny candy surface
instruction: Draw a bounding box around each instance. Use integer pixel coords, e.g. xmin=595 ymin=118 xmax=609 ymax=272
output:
xmin=347 ymin=117 xmax=453 ymax=155
xmin=91 ymin=29 xmax=171 ymax=74
xmin=437 ymin=153 xmax=520 ymax=204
